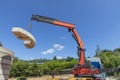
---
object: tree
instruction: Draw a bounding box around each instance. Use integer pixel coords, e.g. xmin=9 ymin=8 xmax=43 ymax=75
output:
xmin=113 ymin=48 xmax=120 ymax=56
xmin=66 ymin=56 xmax=74 ymax=61
xmin=53 ymin=56 xmax=57 ymax=60
xmin=0 ymin=42 xmax=3 ymax=47
xmin=97 ymin=49 xmax=114 ymax=68
xmin=95 ymin=45 xmax=102 ymax=57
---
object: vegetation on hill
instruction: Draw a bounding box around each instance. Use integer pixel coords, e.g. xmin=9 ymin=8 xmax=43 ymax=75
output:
xmin=10 ymin=56 xmax=77 ymax=77
xmin=10 ymin=47 xmax=120 ymax=77
xmin=95 ymin=46 xmax=120 ymax=76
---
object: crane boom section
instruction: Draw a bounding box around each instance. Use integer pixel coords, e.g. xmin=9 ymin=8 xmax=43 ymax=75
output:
xmin=31 ymin=14 xmax=74 ymax=29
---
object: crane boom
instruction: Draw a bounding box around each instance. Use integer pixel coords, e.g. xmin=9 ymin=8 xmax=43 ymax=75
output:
xmin=31 ymin=14 xmax=85 ymax=65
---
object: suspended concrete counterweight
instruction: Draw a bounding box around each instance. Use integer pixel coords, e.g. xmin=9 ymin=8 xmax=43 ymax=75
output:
xmin=0 ymin=47 xmax=14 ymax=80
xmin=12 ymin=27 xmax=36 ymax=48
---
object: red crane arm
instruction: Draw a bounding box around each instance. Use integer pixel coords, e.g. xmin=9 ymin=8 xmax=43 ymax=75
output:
xmin=31 ymin=14 xmax=85 ymax=65
xmin=72 ymin=29 xmax=84 ymax=65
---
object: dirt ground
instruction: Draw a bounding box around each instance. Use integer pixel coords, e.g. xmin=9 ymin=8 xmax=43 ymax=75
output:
xmin=9 ymin=75 xmax=119 ymax=80
xmin=9 ymin=74 xmax=74 ymax=80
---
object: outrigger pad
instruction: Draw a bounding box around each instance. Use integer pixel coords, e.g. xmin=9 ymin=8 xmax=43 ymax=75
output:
xmin=12 ymin=27 xmax=36 ymax=48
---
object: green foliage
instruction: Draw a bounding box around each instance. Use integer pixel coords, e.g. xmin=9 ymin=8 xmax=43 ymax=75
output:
xmin=96 ymin=49 xmax=120 ymax=68
xmin=66 ymin=56 xmax=74 ymax=61
xmin=95 ymin=47 xmax=120 ymax=76
xmin=16 ymin=77 xmax=27 ymax=80
xmin=53 ymin=56 xmax=57 ymax=60
xmin=10 ymin=57 xmax=78 ymax=77
xmin=10 ymin=47 xmax=120 ymax=77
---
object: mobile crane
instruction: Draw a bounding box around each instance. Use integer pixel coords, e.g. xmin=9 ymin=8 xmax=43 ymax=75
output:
xmin=30 ymin=14 xmax=100 ymax=79
xmin=12 ymin=14 xmax=120 ymax=80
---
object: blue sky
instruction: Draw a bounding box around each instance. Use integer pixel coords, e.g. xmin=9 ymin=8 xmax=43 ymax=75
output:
xmin=0 ymin=0 xmax=120 ymax=60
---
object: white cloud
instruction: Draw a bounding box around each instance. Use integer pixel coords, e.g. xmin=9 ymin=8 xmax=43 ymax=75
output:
xmin=53 ymin=44 xmax=64 ymax=51
xmin=41 ymin=44 xmax=64 ymax=55
xmin=41 ymin=48 xmax=55 ymax=54
xmin=30 ymin=57 xmax=33 ymax=60
xmin=56 ymin=56 xmax=63 ymax=59
xmin=60 ymin=36 xmax=67 ymax=39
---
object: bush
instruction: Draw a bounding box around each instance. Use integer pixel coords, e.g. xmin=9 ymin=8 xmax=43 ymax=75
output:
xmin=16 ymin=77 xmax=27 ymax=80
